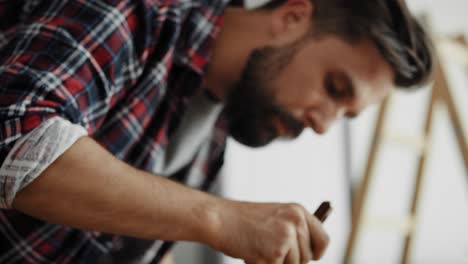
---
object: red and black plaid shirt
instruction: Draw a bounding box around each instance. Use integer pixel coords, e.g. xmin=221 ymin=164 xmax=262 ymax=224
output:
xmin=0 ymin=0 xmax=229 ymax=262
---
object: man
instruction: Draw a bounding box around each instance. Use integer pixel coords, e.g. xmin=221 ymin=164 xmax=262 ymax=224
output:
xmin=0 ymin=0 xmax=432 ymax=263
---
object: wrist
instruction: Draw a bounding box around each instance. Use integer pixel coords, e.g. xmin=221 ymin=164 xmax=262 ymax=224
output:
xmin=189 ymin=195 xmax=227 ymax=248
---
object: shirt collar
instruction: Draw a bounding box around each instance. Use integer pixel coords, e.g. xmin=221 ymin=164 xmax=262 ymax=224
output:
xmin=174 ymin=0 xmax=231 ymax=76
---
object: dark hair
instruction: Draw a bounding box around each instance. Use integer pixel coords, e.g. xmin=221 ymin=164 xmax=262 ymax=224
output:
xmin=261 ymin=0 xmax=434 ymax=89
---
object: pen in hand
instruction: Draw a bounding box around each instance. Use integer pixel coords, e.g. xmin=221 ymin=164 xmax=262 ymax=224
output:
xmin=314 ymin=201 xmax=332 ymax=223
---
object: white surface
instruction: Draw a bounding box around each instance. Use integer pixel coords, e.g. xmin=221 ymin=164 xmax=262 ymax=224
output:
xmin=406 ymin=0 xmax=468 ymax=35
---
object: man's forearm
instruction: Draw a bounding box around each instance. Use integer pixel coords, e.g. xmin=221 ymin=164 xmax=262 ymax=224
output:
xmin=11 ymin=137 xmax=332 ymax=263
xmin=12 ymin=137 xmax=222 ymax=245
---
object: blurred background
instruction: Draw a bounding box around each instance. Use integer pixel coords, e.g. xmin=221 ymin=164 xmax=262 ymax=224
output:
xmin=172 ymin=0 xmax=468 ymax=263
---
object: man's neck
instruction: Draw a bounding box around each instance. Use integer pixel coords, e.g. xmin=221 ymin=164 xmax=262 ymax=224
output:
xmin=203 ymin=7 xmax=270 ymax=100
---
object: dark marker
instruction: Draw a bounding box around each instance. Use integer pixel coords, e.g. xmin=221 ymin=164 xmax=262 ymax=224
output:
xmin=314 ymin=201 xmax=332 ymax=223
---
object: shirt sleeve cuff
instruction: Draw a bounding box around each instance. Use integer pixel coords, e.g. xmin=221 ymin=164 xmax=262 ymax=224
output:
xmin=0 ymin=117 xmax=88 ymax=209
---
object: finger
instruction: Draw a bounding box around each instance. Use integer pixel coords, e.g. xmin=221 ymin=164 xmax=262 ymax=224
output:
xmin=244 ymin=259 xmax=274 ymax=264
xmin=296 ymin=218 xmax=313 ymax=263
xmin=283 ymin=228 xmax=300 ymax=264
xmin=244 ymin=261 xmax=271 ymax=264
xmin=306 ymin=215 xmax=330 ymax=261
xmin=284 ymin=244 xmax=300 ymax=264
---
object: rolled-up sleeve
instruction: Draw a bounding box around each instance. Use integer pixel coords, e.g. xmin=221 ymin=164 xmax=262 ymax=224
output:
xmin=0 ymin=117 xmax=87 ymax=208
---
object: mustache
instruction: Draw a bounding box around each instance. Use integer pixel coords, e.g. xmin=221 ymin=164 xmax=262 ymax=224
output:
xmin=224 ymin=85 xmax=304 ymax=146
xmin=273 ymin=106 xmax=304 ymax=137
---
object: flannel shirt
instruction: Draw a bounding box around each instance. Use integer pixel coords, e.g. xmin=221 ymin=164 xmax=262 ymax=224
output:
xmin=0 ymin=0 xmax=229 ymax=262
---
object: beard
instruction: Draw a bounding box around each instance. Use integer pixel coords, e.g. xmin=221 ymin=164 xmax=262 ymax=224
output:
xmin=223 ymin=45 xmax=304 ymax=148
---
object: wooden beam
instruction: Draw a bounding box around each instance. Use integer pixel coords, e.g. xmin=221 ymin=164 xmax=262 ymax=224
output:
xmin=344 ymin=96 xmax=391 ymax=264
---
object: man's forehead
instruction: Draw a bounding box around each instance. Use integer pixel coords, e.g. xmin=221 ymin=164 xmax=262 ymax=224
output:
xmin=333 ymin=39 xmax=395 ymax=109
xmin=340 ymin=39 xmax=394 ymax=91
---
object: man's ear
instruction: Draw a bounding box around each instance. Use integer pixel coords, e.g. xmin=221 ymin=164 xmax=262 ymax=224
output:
xmin=268 ymin=0 xmax=313 ymax=46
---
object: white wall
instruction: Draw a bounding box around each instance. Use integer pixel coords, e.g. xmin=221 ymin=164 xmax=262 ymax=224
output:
xmin=405 ymin=0 xmax=468 ymax=35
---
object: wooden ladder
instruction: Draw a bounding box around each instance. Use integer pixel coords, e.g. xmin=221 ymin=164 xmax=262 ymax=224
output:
xmin=344 ymin=36 xmax=468 ymax=264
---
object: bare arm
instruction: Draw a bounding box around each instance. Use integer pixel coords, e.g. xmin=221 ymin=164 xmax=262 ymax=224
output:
xmin=13 ymin=136 xmax=330 ymax=263
xmin=12 ymin=136 xmax=221 ymax=244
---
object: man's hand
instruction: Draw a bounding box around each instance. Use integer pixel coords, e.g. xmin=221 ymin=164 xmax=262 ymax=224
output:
xmin=209 ymin=201 xmax=330 ymax=264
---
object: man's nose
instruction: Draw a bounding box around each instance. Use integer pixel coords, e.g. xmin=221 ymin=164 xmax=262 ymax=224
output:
xmin=306 ymin=103 xmax=345 ymax=134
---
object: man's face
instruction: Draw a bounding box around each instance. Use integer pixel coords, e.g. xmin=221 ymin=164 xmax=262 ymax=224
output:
xmin=224 ymin=35 xmax=394 ymax=147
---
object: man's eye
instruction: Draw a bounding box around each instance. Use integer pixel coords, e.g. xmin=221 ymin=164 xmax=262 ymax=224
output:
xmin=325 ymin=73 xmax=353 ymax=100
xmin=325 ymin=76 xmax=342 ymax=98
